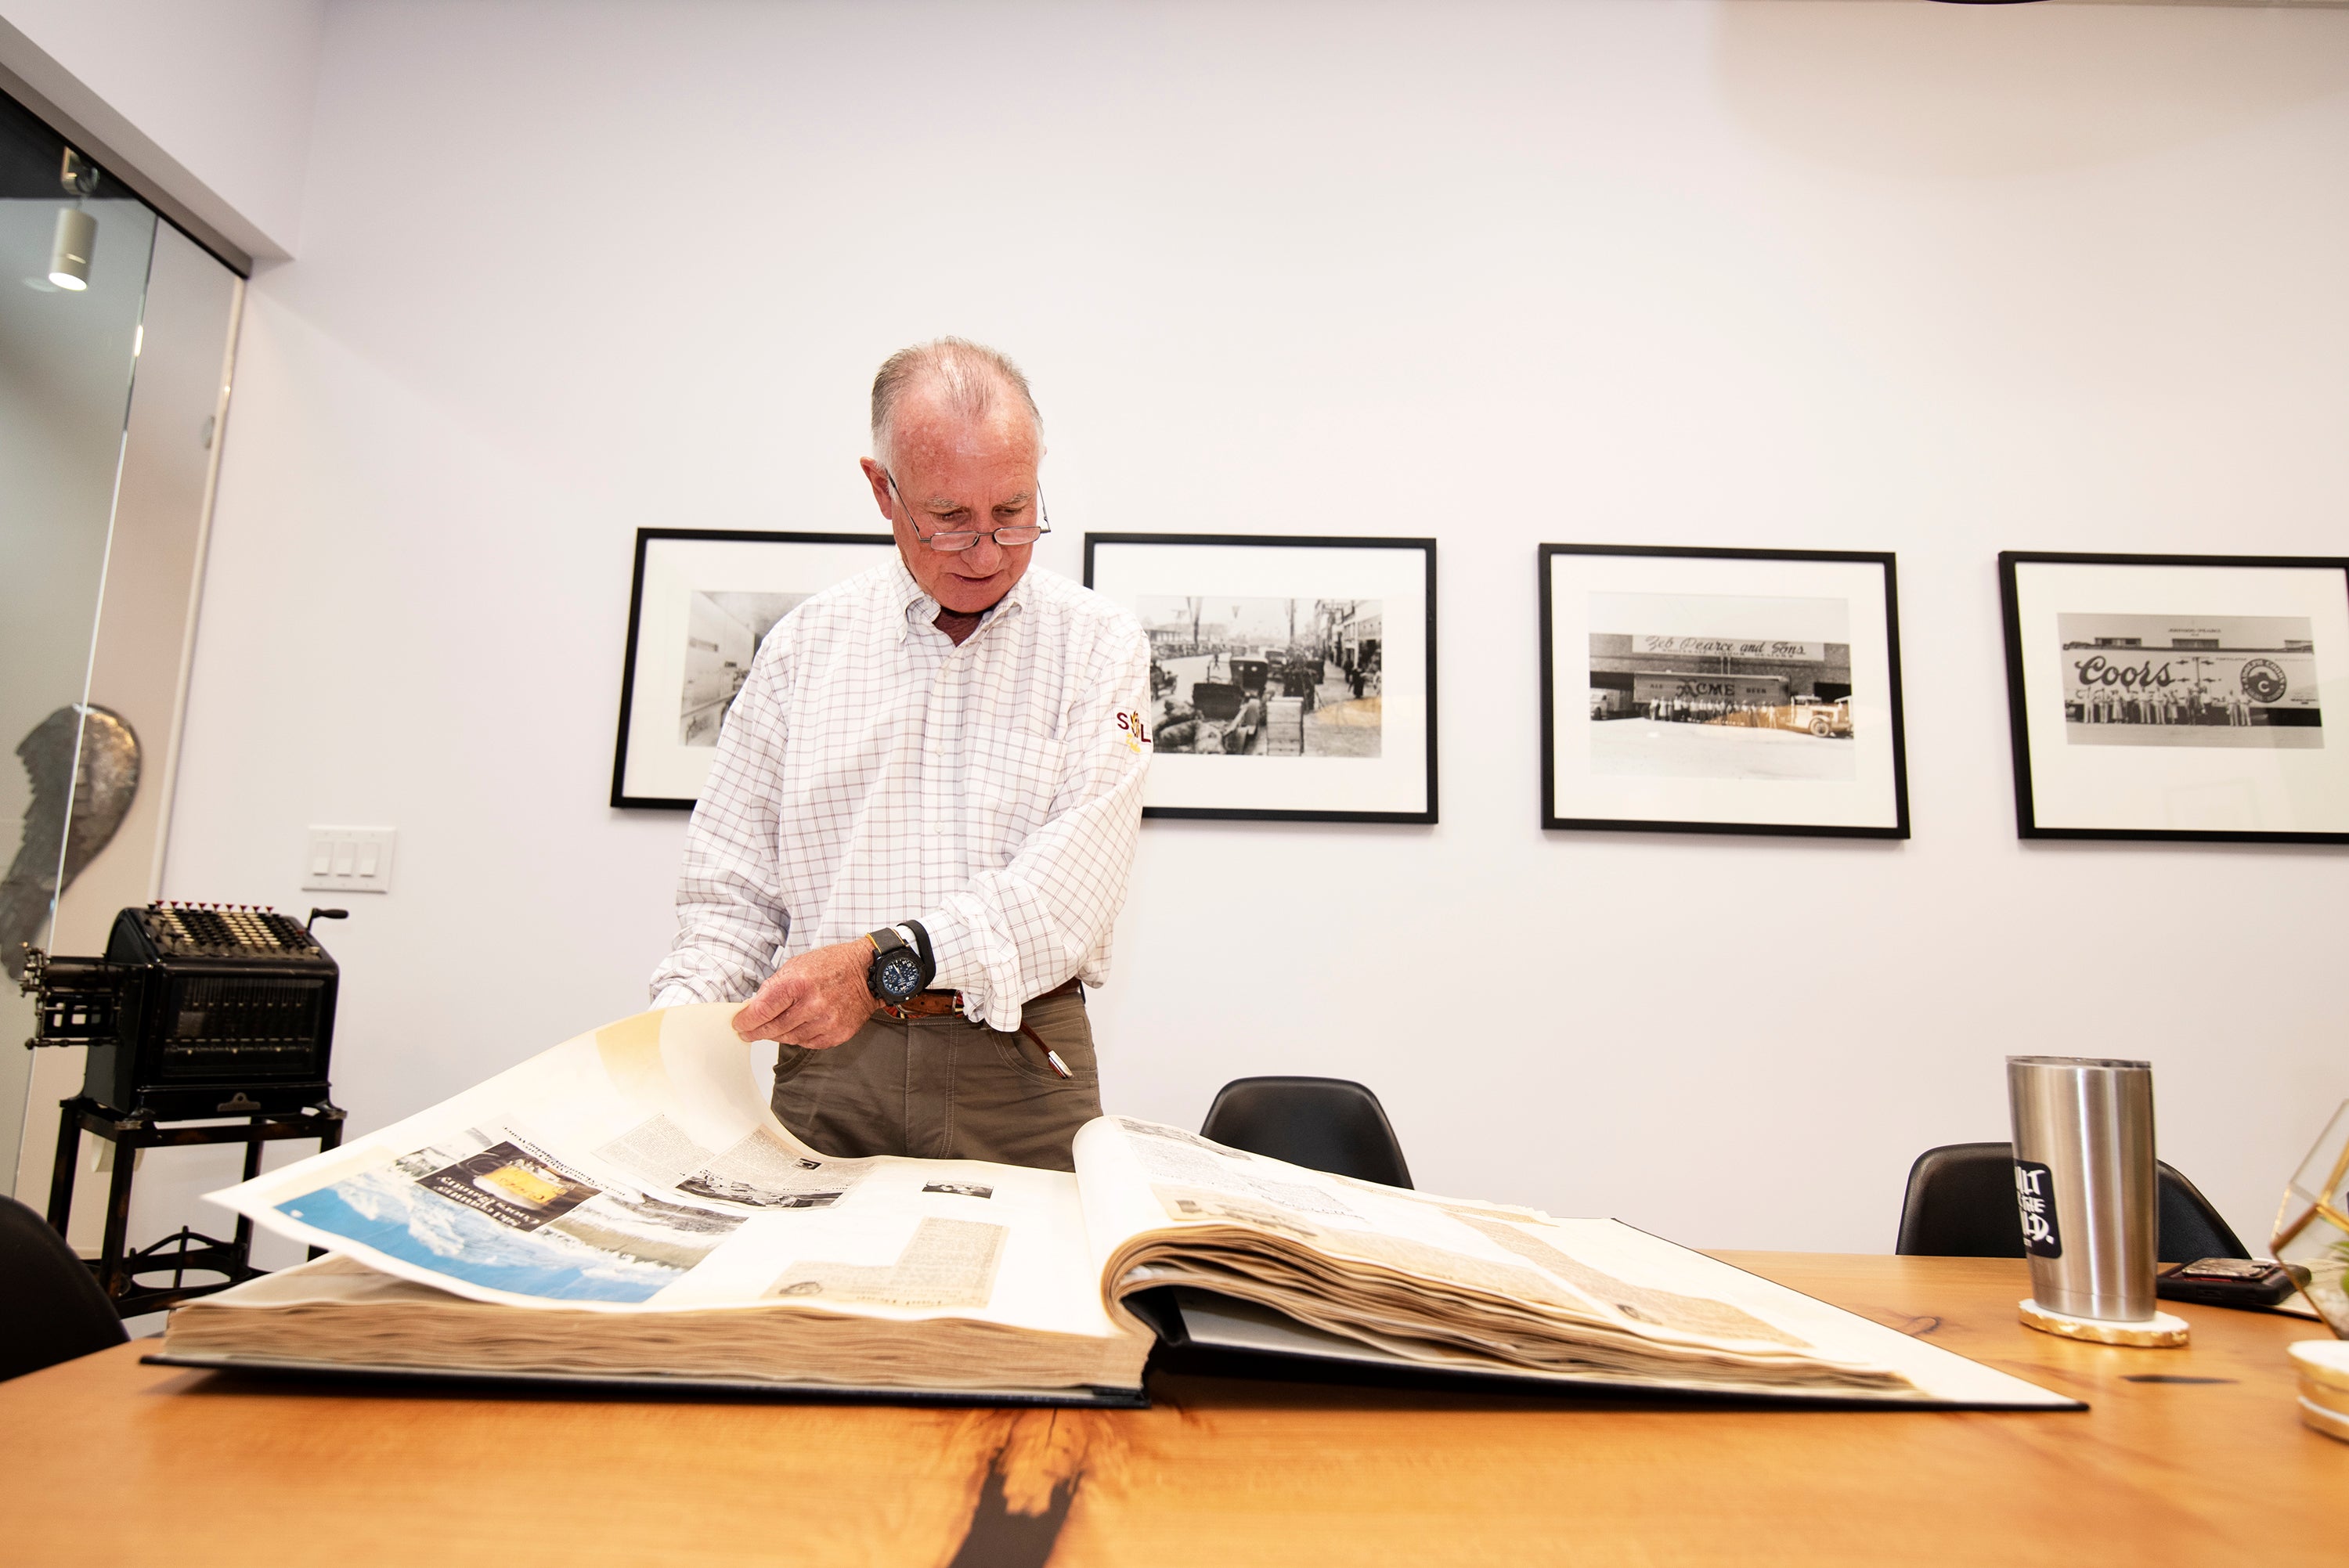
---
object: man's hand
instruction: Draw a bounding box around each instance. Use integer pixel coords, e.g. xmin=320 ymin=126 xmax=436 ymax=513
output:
xmin=733 ymin=941 xmax=882 ymax=1049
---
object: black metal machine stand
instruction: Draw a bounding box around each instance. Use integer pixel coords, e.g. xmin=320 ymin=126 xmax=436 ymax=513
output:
xmin=45 ymin=1095 xmax=345 ymax=1317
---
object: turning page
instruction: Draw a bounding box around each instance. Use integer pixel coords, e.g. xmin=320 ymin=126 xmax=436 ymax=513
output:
xmin=208 ymin=1005 xmax=1127 ymax=1349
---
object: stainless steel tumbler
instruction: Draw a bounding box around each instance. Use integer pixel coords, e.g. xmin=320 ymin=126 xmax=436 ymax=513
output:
xmin=2006 ymin=1055 xmax=2159 ymax=1323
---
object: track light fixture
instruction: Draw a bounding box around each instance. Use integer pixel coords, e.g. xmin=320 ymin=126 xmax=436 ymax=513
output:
xmin=48 ymin=149 xmax=99 ymax=292
xmin=48 ymin=207 xmax=95 ymax=291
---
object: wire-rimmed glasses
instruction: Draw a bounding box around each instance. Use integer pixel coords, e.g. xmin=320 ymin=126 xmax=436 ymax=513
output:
xmin=881 ymin=467 xmax=1052 ymax=553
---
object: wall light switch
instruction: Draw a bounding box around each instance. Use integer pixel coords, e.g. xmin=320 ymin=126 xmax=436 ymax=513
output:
xmin=304 ymin=826 xmax=396 ymax=893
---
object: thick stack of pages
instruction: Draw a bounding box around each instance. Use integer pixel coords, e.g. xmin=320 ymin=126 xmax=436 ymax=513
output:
xmin=166 ymin=1005 xmax=2073 ymax=1409
xmin=164 ymin=1253 xmax=1147 ymax=1393
xmin=1091 ymin=1125 xmax=1900 ymax=1393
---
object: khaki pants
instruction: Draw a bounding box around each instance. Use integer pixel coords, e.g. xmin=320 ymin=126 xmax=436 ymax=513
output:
xmin=770 ymin=986 xmax=1102 ymax=1172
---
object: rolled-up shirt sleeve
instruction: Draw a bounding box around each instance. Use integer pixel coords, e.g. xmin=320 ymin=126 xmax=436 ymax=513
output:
xmin=648 ymin=646 xmax=794 ymax=1007
xmin=920 ymin=619 xmax=1152 ymax=1033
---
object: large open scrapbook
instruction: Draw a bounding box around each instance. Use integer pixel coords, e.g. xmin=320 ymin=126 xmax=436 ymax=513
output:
xmin=160 ymin=1005 xmax=2077 ymax=1411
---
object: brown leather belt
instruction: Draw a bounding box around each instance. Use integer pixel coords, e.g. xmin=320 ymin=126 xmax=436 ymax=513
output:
xmin=881 ymin=975 xmax=1081 ymax=1022
xmin=880 ymin=977 xmax=1082 ymax=1078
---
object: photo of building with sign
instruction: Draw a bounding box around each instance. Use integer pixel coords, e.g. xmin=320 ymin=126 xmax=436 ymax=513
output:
xmin=1587 ymin=625 xmax=1856 ymax=781
xmin=2055 ymin=613 xmax=2321 ymax=749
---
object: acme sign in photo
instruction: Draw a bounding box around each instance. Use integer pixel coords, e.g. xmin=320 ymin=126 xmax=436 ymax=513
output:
xmin=1629 ymin=672 xmax=1788 ymax=705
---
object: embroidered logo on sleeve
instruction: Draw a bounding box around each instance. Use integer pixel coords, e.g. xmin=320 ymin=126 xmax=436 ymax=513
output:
xmin=1114 ymin=709 xmax=1152 ymax=752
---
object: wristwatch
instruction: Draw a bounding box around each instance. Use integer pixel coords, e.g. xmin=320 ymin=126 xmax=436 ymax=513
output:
xmin=864 ymin=921 xmax=935 ymax=1004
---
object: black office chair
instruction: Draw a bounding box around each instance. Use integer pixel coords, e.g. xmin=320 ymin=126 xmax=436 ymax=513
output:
xmin=0 ymin=1195 xmax=128 ymax=1381
xmin=1199 ymin=1076 xmax=1413 ymax=1188
xmin=1894 ymin=1141 xmax=2250 ymax=1262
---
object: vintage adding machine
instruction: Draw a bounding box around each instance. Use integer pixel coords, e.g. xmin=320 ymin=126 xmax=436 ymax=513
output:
xmin=20 ymin=902 xmax=347 ymax=1315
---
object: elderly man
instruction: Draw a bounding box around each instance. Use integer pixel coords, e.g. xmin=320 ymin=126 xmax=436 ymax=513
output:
xmin=649 ymin=339 xmax=1152 ymax=1170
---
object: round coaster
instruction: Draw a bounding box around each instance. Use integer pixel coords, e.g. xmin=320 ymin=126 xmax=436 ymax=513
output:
xmin=2288 ymin=1339 xmax=2349 ymax=1398
xmin=2019 ymin=1298 xmax=2191 ymax=1347
xmin=2299 ymin=1395 xmax=2349 ymax=1444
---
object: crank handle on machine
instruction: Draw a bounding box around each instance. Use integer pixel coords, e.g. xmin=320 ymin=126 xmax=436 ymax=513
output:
xmin=18 ymin=945 xmax=124 ymax=1048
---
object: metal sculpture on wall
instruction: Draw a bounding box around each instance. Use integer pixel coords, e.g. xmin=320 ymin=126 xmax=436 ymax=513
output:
xmin=0 ymin=704 xmax=139 ymax=980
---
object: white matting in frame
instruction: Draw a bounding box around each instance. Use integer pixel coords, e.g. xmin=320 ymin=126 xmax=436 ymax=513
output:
xmin=1542 ymin=546 xmax=1909 ymax=838
xmin=612 ymin=529 xmax=896 ymax=809
xmin=1084 ymin=534 xmax=1437 ymax=823
xmin=2000 ymin=553 xmax=2349 ymax=841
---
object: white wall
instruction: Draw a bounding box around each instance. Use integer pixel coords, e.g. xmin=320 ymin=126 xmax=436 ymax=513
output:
xmin=0 ymin=0 xmax=323 ymax=258
xmin=154 ymin=0 xmax=2349 ymax=1257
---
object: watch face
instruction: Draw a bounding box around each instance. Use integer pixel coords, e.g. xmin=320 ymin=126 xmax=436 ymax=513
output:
xmin=876 ymin=950 xmax=925 ymax=1003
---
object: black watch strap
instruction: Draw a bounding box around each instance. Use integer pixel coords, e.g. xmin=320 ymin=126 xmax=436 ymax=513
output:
xmin=900 ymin=920 xmax=936 ymax=989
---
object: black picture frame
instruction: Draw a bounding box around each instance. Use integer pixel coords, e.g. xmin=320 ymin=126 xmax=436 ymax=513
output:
xmin=611 ymin=528 xmax=895 ymax=809
xmin=1539 ymin=543 xmax=1910 ymax=838
xmin=1082 ymin=533 xmax=1438 ymax=824
xmin=1997 ymin=550 xmax=2349 ymax=843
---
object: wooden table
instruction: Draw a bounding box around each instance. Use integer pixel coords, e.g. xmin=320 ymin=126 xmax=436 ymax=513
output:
xmin=3 ymin=1253 xmax=2341 ymax=1566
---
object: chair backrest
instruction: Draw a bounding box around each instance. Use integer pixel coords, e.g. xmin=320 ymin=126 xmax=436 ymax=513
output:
xmin=2154 ymin=1162 xmax=2249 ymax=1263
xmin=1894 ymin=1141 xmax=2251 ymax=1262
xmin=1200 ymin=1076 xmax=1413 ymax=1189
xmin=0 ymin=1195 xmax=127 ymax=1381
xmin=1894 ymin=1144 xmax=2019 ymax=1258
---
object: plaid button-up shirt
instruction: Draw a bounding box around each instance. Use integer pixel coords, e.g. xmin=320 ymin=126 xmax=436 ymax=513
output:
xmin=650 ymin=558 xmax=1153 ymax=1033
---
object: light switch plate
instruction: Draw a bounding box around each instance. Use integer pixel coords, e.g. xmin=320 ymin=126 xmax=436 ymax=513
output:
xmin=303 ymin=826 xmax=396 ymax=893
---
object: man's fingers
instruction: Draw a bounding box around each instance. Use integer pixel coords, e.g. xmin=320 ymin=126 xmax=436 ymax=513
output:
xmin=799 ymin=1007 xmax=868 ymax=1050
xmin=752 ymin=1004 xmax=852 ymax=1051
xmin=775 ymin=991 xmax=861 ymax=1050
xmin=732 ymin=972 xmax=804 ymax=1039
xmin=731 ymin=990 xmax=783 ymax=1037
xmin=736 ymin=941 xmax=880 ymax=1045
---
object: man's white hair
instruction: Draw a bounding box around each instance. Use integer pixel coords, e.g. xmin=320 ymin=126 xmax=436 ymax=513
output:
xmin=869 ymin=337 xmax=1042 ymax=474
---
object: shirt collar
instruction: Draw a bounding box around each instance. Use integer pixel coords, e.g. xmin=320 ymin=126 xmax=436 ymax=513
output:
xmin=889 ymin=556 xmax=1033 ymax=646
xmin=888 ymin=556 xmax=928 ymax=617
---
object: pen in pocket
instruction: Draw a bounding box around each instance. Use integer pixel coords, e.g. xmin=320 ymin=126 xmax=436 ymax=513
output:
xmin=1015 ymin=1022 xmax=1075 ymax=1080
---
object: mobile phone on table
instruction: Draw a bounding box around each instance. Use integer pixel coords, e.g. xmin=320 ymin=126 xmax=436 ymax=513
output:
xmin=2154 ymin=1257 xmax=2307 ymax=1310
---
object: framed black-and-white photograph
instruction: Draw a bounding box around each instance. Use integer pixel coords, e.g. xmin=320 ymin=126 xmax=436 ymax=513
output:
xmin=1540 ymin=545 xmax=1909 ymax=838
xmin=1999 ymin=552 xmax=2349 ymax=842
xmin=1084 ymin=534 xmax=1437 ymax=823
xmin=611 ymin=528 xmax=896 ymax=809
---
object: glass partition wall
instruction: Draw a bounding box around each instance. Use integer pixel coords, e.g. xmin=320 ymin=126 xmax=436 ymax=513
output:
xmin=0 ymin=91 xmax=154 ymax=1192
xmin=0 ymin=87 xmax=243 ymax=1213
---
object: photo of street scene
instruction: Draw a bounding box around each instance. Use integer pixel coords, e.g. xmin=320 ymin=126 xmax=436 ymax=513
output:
xmin=1138 ymin=596 xmax=1382 ymax=757
xmin=2056 ymin=614 xmax=2321 ymax=748
xmin=1588 ymin=594 xmax=1856 ymax=781
xmin=680 ymin=589 xmax=807 ymax=744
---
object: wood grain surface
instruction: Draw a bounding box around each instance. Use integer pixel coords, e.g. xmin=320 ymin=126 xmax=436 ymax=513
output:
xmin=2 ymin=1253 xmax=2340 ymax=1566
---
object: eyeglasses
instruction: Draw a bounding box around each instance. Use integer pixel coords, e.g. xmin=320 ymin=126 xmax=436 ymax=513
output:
xmin=882 ymin=467 xmax=1051 ymax=553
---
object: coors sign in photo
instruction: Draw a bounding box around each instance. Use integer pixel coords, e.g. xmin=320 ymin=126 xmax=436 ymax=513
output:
xmin=2057 ymin=613 xmax=2320 ymax=748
